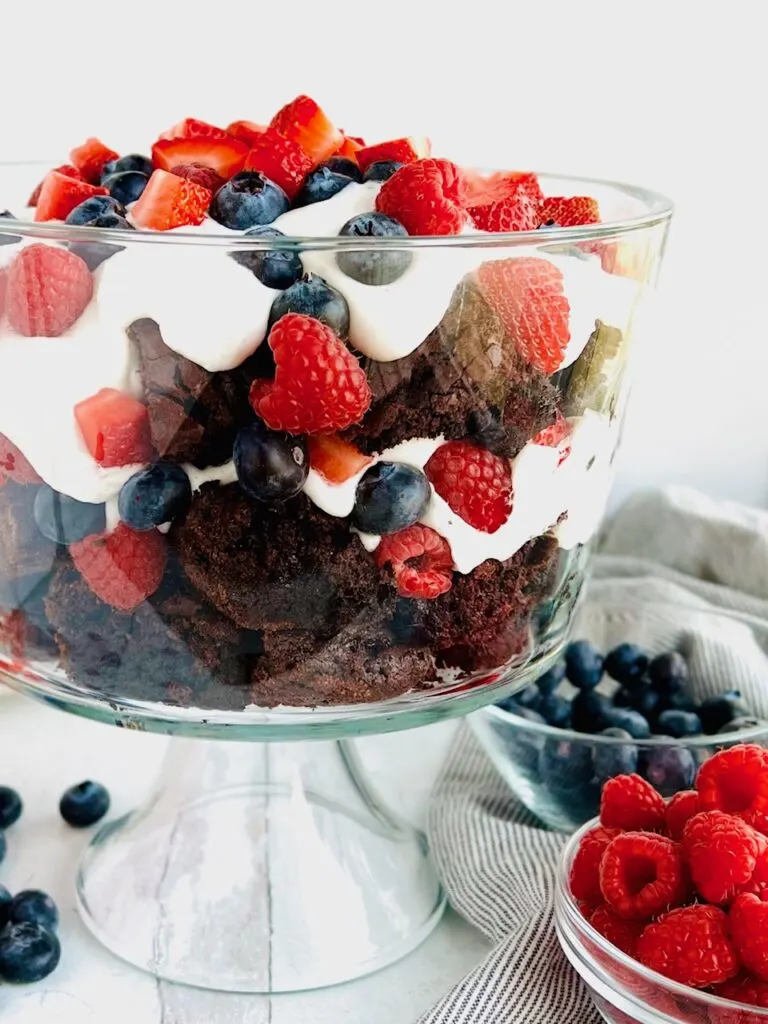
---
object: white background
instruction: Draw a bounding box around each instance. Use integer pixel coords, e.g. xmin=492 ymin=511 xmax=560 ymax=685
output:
xmin=2 ymin=0 xmax=766 ymax=509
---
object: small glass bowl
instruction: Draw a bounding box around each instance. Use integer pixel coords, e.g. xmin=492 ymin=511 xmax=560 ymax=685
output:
xmin=555 ymin=818 xmax=768 ymax=1024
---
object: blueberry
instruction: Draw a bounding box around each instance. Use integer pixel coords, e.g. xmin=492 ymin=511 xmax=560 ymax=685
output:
xmin=615 ymin=686 xmax=661 ymax=721
xmin=210 ymin=171 xmax=289 ymax=229
xmin=604 ymin=643 xmax=649 ymax=688
xmin=656 ymin=709 xmax=703 ymax=738
xmin=59 ymin=780 xmax=111 ymax=828
xmin=100 ymin=153 xmax=153 ymax=181
xmin=294 ymin=165 xmax=354 ymax=207
xmin=467 ymin=406 xmax=507 ymax=454
xmin=102 ymin=170 xmax=148 ymax=205
xmin=660 ymin=690 xmax=697 ymax=714
xmin=510 ymin=706 xmax=546 ymax=726
xmin=698 ymin=691 xmax=752 ymax=734
xmin=649 ymin=652 xmax=689 ymax=696
xmin=33 ymin=486 xmax=106 ymax=545
xmin=593 ymin=727 xmax=638 ymax=784
xmin=68 ymin=211 xmax=134 ymax=272
xmin=613 ymin=688 xmax=632 ymax=708
xmin=538 ymin=219 xmax=557 ymax=229
xmin=0 ymin=787 xmax=22 ymax=830
xmin=503 ymin=707 xmax=546 ymax=774
xmin=267 ymin=273 xmax=350 ymax=338
xmin=0 ymin=922 xmax=61 ymax=983
xmin=502 ymin=684 xmax=542 ymax=712
xmin=0 ymin=831 xmax=5 ymax=865
xmin=65 ymin=195 xmax=125 ymax=225
xmin=571 ymin=690 xmax=612 ymax=733
xmin=234 ymin=423 xmax=308 ymax=504
xmin=539 ymin=737 xmax=593 ymax=792
xmin=336 ymin=212 xmax=412 ymax=286
xmin=321 ymin=157 xmax=363 ymax=183
xmin=640 ymin=747 xmax=696 ymax=797
xmin=564 ymin=640 xmax=604 ymax=690
xmin=0 ymin=886 xmax=11 ymax=929
xmin=718 ymin=715 xmax=765 ymax=735
xmin=0 ymin=210 xmax=21 ymax=246
xmin=603 ymin=707 xmax=651 ymax=739
xmin=539 ymin=694 xmax=572 ymax=728
xmin=9 ymin=891 xmax=58 ymax=931
xmin=118 ymin=463 xmax=192 ymax=531
xmin=536 ymin=662 xmax=566 ymax=696
xmin=352 ymin=462 xmax=430 ymax=534
xmin=231 ymin=226 xmax=303 ymax=290
xmin=363 ymin=161 xmax=403 ymax=182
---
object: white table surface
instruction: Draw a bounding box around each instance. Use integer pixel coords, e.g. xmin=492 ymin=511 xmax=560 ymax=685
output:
xmin=0 ymin=690 xmax=490 ymax=1023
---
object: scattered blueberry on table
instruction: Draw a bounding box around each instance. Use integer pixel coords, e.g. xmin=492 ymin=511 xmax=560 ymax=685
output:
xmin=0 ymin=786 xmax=23 ymax=830
xmin=8 ymin=890 xmax=59 ymax=931
xmin=59 ymin=780 xmax=111 ymax=828
xmin=0 ymin=922 xmax=61 ymax=983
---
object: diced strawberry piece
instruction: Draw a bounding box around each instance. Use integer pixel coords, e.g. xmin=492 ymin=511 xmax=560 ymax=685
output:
xmin=7 ymin=245 xmax=93 ymax=337
xmin=243 ymin=130 xmax=314 ymax=200
xmin=74 ymin=388 xmax=153 ymax=467
xmin=28 ymin=164 xmax=83 ymax=207
xmin=357 ymin=136 xmax=431 ymax=173
xmin=226 ymin=120 xmax=268 ymax=147
xmin=465 ymin=171 xmax=543 ymax=232
xmin=270 ymin=95 xmax=343 ymax=165
xmin=69 ymin=138 xmax=119 ymax=184
xmin=334 ymin=134 xmax=366 ymax=163
xmin=34 ymin=171 xmax=109 ymax=223
xmin=464 ymin=170 xmax=543 ymax=207
xmin=540 ymin=196 xmax=600 ymax=227
xmin=307 ymin=434 xmax=373 ymax=484
xmin=157 ymin=118 xmax=231 ymax=142
xmin=130 ymin=169 xmax=212 ymax=231
xmin=170 ymin=163 xmax=226 ymax=194
xmin=0 ymin=432 xmax=41 ymax=484
xmin=71 ymin=523 xmax=167 ymax=611
xmin=152 ymin=137 xmax=248 ymax=180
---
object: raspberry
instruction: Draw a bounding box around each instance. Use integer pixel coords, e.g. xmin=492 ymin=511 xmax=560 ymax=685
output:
xmin=599 ymin=832 xmax=689 ymax=919
xmin=425 ymin=440 xmax=512 ymax=534
xmin=70 ymin=524 xmax=167 ymax=611
xmin=0 ymin=432 xmax=41 ymax=484
xmin=374 ymin=524 xmax=453 ymax=600
xmin=731 ymin=893 xmax=768 ymax=981
xmin=683 ymin=811 xmax=768 ymax=904
xmin=170 ymin=163 xmax=226 ymax=194
xmin=6 ymin=245 xmax=93 ymax=338
xmin=539 ymin=195 xmax=600 ymax=227
xmin=637 ymin=904 xmax=739 ymax=988
xmin=665 ymin=789 xmax=700 ymax=840
xmin=600 ymin=774 xmax=667 ymax=832
xmin=469 ymin=192 xmax=540 ymax=233
xmin=697 ymin=745 xmax=768 ymax=834
xmin=476 ymin=258 xmax=571 ymax=374
xmin=589 ymin=904 xmax=644 ymax=957
xmin=252 ymin=314 xmax=371 ymax=434
xmin=715 ymin=973 xmax=768 ymax=1018
xmin=375 ymin=158 xmax=467 ymax=235
xmin=569 ymin=826 xmax=622 ymax=905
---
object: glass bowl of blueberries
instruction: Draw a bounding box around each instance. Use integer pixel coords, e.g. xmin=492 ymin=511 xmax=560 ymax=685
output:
xmin=470 ymin=596 xmax=768 ymax=832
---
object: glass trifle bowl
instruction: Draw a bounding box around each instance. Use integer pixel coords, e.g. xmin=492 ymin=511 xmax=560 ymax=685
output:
xmin=0 ymin=108 xmax=672 ymax=992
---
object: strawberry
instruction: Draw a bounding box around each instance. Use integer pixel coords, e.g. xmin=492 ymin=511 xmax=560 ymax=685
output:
xmin=531 ymin=413 xmax=572 ymax=463
xmin=169 ymin=163 xmax=226 ymax=194
xmin=74 ymin=388 xmax=153 ymax=467
xmin=476 ymin=257 xmax=570 ymax=374
xmin=34 ymin=171 xmax=109 ymax=223
xmin=226 ymin=120 xmax=268 ymax=147
xmin=0 ymin=432 xmax=41 ymax=484
xmin=540 ymin=196 xmax=600 ymax=227
xmin=465 ymin=171 xmax=542 ymax=232
xmin=157 ymin=118 xmax=231 ymax=142
xmin=0 ymin=268 xmax=6 ymax=321
xmin=28 ymin=164 xmax=83 ymax=207
xmin=130 ymin=170 xmax=212 ymax=231
xmin=307 ymin=434 xmax=372 ymax=484
xmin=374 ymin=524 xmax=453 ymax=600
xmin=334 ymin=134 xmax=366 ymax=163
xmin=376 ymin=159 xmax=467 ymax=235
xmin=425 ymin=440 xmax=513 ymax=534
xmin=6 ymin=245 xmax=93 ymax=337
xmin=69 ymin=138 xmax=119 ymax=184
xmin=356 ymin=136 xmax=431 ymax=173
xmin=464 ymin=170 xmax=543 ymax=206
xmin=71 ymin=523 xmax=167 ymax=611
xmin=152 ymin=137 xmax=248 ymax=180
xmin=243 ymin=130 xmax=314 ymax=200
xmin=601 ymin=240 xmax=652 ymax=282
xmin=270 ymin=95 xmax=343 ymax=165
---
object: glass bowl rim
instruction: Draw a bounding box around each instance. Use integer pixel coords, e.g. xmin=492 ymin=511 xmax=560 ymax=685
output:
xmin=0 ymin=162 xmax=674 ymax=251
xmin=557 ymin=817 xmax=768 ymax=1017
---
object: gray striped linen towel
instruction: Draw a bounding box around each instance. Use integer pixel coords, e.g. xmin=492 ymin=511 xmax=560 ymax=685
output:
xmin=419 ymin=486 xmax=768 ymax=1024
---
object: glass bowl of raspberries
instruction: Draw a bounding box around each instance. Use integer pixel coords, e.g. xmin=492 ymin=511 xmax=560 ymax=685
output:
xmin=555 ymin=747 xmax=768 ymax=1024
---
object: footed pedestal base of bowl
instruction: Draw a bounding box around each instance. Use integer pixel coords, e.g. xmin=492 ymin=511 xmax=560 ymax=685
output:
xmin=75 ymin=736 xmax=445 ymax=993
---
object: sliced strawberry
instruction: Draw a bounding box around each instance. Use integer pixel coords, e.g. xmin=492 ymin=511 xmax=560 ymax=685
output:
xmin=307 ymin=434 xmax=373 ymax=484
xmin=152 ymin=136 xmax=248 ymax=180
xmin=0 ymin=268 xmax=7 ymax=321
xmin=34 ymin=171 xmax=109 ymax=223
xmin=226 ymin=120 xmax=268 ymax=147
xmin=243 ymin=130 xmax=314 ymax=199
xmin=28 ymin=164 xmax=83 ymax=207
xmin=357 ymin=136 xmax=431 ymax=173
xmin=469 ymin=194 xmax=540 ymax=232
xmin=69 ymin=138 xmax=119 ymax=184
xmin=157 ymin=118 xmax=231 ymax=142
xmin=74 ymin=388 xmax=153 ymax=467
xmin=130 ymin=169 xmax=212 ymax=231
xmin=270 ymin=95 xmax=343 ymax=165
xmin=540 ymin=196 xmax=600 ymax=227
xmin=464 ymin=170 xmax=543 ymax=207
xmin=334 ymin=134 xmax=366 ymax=163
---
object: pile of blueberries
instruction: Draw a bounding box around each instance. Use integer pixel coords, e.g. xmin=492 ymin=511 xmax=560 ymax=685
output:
xmin=0 ymin=780 xmax=110 ymax=984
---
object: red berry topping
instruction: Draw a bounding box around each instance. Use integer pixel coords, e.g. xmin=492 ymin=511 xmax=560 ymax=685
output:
xmin=476 ymin=258 xmax=571 ymax=374
xmin=697 ymin=745 xmax=768 ymax=835
xmin=665 ymin=789 xmax=700 ymax=840
xmin=69 ymin=137 xmax=119 ymax=184
xmin=589 ymin=904 xmax=644 ymax=957
xmin=469 ymin=193 xmax=540 ymax=233
xmin=270 ymin=95 xmax=343 ymax=165
xmin=425 ymin=440 xmax=512 ymax=534
xmin=334 ymin=134 xmax=366 ymax=163
xmin=6 ymin=245 xmax=93 ymax=338
xmin=226 ymin=120 xmax=268 ymax=147
xmin=540 ymin=195 xmax=600 ymax=227
xmin=683 ymin=811 xmax=768 ymax=904
xmin=0 ymin=608 xmax=29 ymax=660
xmin=356 ymin=136 xmax=431 ymax=173
xmin=464 ymin=169 xmax=544 ymax=206
xmin=637 ymin=904 xmax=739 ymax=988
xmin=152 ymin=136 xmax=248 ymax=180
xmin=28 ymin=164 xmax=83 ymax=207
xmin=715 ymin=971 xmax=768 ymax=1011
xmin=70 ymin=523 xmax=166 ymax=611
xmin=33 ymin=171 xmax=109 ymax=223
xmin=252 ymin=314 xmax=371 ymax=434
xmin=731 ymin=893 xmax=768 ymax=982
xmin=600 ymin=774 xmax=667 ymax=832
xmin=569 ymin=825 xmax=622 ymax=905
xmin=307 ymin=434 xmax=372 ymax=484
xmin=599 ymin=831 xmax=689 ymax=919
xmin=170 ymin=163 xmax=226 ymax=194
xmin=130 ymin=170 xmax=212 ymax=231
xmin=0 ymin=268 xmax=7 ymax=320
xmin=243 ymin=130 xmax=314 ymax=200
xmin=0 ymin=432 xmax=41 ymax=484
xmin=531 ymin=413 xmax=572 ymax=464
xmin=374 ymin=524 xmax=453 ymax=600
xmin=74 ymin=388 xmax=153 ymax=467
xmin=376 ymin=158 xmax=467 ymax=236
xmin=157 ymin=118 xmax=231 ymax=142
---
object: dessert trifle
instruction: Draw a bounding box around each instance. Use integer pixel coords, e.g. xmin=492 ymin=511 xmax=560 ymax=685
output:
xmin=0 ymin=96 xmax=670 ymax=711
